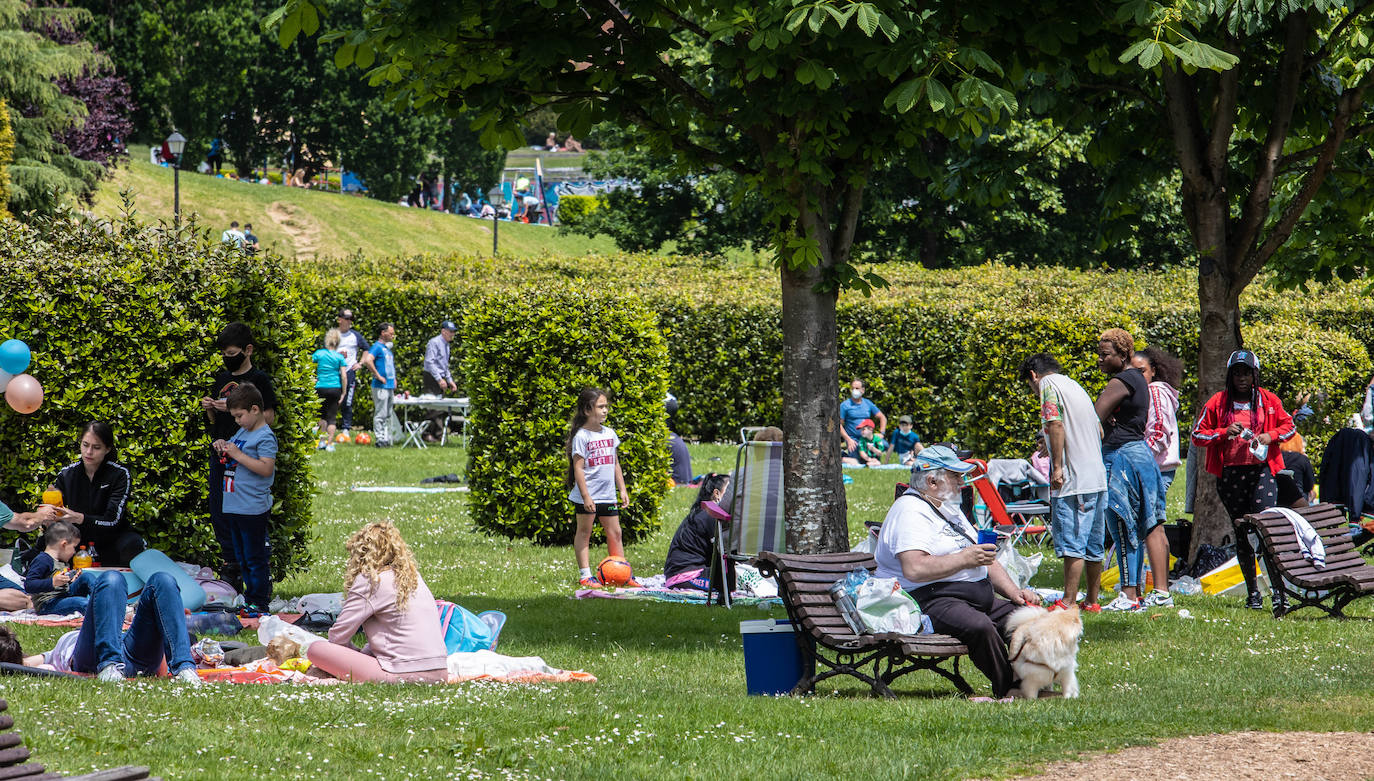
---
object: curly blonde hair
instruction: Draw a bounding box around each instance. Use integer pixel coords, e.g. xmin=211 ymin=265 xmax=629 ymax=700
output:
xmin=344 ymin=522 xmax=420 ymax=611
xmin=1098 ymin=328 xmax=1135 ymax=360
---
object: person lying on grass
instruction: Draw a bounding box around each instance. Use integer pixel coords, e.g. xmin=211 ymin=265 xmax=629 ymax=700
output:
xmin=305 ymin=522 xmax=450 ymax=683
xmin=0 ymin=570 xmax=201 ymax=685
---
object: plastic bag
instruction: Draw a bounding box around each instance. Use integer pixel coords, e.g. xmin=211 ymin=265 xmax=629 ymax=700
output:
xmin=854 ymin=577 xmax=923 ymax=635
xmin=257 ymin=614 xmax=326 ymax=651
xmin=996 ymin=542 xmax=1043 ymax=590
xmin=1169 ymin=575 xmax=1202 ymax=595
xmin=830 ymin=568 xmax=869 ymax=634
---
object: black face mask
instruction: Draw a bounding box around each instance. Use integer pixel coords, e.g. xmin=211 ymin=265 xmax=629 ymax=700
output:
xmin=222 ymin=352 xmax=247 ymax=371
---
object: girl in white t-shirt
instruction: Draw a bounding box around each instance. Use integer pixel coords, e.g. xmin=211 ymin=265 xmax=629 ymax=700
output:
xmin=566 ymin=388 xmax=631 ymax=588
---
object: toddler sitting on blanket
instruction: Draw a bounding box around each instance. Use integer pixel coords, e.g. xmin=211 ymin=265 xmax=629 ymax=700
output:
xmin=306 ymin=522 xmax=450 ymax=683
xmin=23 ymin=522 xmax=89 ymax=616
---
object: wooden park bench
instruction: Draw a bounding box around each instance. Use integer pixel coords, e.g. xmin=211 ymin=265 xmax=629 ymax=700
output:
xmin=754 ymin=550 xmax=973 ymax=698
xmin=0 ymin=698 xmax=159 ymax=780
xmin=1248 ymin=502 xmax=1374 ymax=618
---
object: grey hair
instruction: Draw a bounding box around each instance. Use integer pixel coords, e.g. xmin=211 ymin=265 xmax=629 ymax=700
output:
xmin=909 ymin=466 xmax=948 ymax=492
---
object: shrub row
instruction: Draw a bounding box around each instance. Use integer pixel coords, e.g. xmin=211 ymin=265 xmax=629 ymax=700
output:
xmin=291 ymin=252 xmax=1374 ymax=465
xmin=0 ymin=212 xmax=317 ymax=578
xmin=462 ymin=291 xmax=670 ymax=545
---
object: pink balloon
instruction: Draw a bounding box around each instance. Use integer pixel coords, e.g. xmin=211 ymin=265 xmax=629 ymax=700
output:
xmin=5 ymin=374 xmax=43 ymax=414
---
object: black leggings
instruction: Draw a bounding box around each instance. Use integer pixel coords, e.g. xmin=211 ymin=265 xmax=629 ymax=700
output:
xmin=1217 ymin=465 xmax=1277 ymax=590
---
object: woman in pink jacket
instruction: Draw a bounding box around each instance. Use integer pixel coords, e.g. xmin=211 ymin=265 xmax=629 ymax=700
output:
xmin=307 ymin=522 xmax=450 ymax=682
xmin=1132 ymin=347 xmax=1184 ymax=512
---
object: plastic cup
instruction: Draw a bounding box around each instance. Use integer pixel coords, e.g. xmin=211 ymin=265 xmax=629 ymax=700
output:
xmin=977 ymin=529 xmax=998 ymax=546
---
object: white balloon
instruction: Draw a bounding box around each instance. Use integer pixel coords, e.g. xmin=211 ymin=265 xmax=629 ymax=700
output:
xmin=0 ymin=369 xmax=11 ymax=393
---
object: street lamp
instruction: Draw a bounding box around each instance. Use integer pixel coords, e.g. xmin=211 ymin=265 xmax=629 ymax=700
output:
xmin=166 ymin=131 xmax=187 ymax=227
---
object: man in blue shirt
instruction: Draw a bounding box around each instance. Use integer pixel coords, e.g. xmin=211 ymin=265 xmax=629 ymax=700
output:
xmin=839 ymin=378 xmax=886 ymax=457
xmin=363 ymin=322 xmax=397 ymax=447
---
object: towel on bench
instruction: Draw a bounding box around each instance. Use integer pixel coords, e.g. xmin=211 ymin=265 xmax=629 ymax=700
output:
xmin=1268 ymin=506 xmax=1326 ymax=567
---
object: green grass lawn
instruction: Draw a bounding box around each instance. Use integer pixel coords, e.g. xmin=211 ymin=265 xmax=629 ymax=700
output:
xmin=90 ymin=150 xmax=616 ymax=261
xmin=6 ymin=445 xmax=1374 ymax=779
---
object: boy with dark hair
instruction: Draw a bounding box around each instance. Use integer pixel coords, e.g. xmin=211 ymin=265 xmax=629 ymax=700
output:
xmin=201 ymin=322 xmax=277 ymax=588
xmin=23 ymin=521 xmax=88 ymax=615
xmin=212 ymin=382 xmax=277 ymax=612
xmin=0 ymin=625 xmax=21 ymax=664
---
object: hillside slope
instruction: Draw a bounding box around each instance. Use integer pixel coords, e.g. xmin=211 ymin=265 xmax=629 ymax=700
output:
xmin=90 ymin=156 xmax=614 ymax=259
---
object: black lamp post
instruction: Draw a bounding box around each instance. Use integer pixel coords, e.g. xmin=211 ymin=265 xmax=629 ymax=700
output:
xmin=166 ymin=131 xmax=187 ymax=227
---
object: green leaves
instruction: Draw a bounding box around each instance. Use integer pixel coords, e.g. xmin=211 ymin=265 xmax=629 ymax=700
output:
xmin=1118 ymin=35 xmax=1237 ymax=72
xmin=273 ymin=0 xmax=320 ymax=49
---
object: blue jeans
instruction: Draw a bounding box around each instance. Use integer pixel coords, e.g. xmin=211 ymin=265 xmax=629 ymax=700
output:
xmin=1158 ymin=469 xmax=1177 ymax=522
xmin=44 ymin=594 xmax=90 ymax=615
xmin=225 ymin=511 xmax=272 ymax=609
xmin=70 ymin=570 xmax=195 ymax=676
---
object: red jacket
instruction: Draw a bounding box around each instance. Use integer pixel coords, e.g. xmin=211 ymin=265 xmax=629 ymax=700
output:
xmin=1191 ymin=388 xmax=1295 ymax=478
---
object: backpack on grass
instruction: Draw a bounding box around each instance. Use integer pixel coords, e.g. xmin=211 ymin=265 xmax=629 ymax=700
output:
xmin=435 ymin=600 xmax=506 ymax=653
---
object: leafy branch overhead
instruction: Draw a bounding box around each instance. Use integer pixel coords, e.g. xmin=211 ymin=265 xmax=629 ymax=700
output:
xmin=272 ymin=0 xmax=1052 ymax=276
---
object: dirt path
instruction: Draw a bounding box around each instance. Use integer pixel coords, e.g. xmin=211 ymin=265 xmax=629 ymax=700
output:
xmin=265 ymin=201 xmax=323 ymax=259
xmin=1009 ymin=731 xmax=1374 ymax=780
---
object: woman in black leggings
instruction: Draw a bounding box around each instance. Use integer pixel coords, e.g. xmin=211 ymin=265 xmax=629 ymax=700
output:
xmin=1191 ymin=350 xmax=1295 ymax=611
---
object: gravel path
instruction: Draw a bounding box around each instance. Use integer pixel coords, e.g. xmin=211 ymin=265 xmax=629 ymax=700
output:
xmin=1012 ymin=731 xmax=1374 ymax=780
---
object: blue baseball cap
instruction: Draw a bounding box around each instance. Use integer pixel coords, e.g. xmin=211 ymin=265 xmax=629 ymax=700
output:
xmin=911 ymin=445 xmax=976 ymax=474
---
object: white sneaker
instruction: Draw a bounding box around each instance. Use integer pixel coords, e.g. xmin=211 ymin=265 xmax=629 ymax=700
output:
xmin=174 ymin=668 xmax=203 ymax=686
xmin=1102 ymin=593 xmax=1142 ymax=612
xmin=325 ymin=443 xmax=336 ymax=452
xmin=97 ymin=664 xmax=126 ymax=682
xmin=1142 ymin=590 xmax=1175 ymax=608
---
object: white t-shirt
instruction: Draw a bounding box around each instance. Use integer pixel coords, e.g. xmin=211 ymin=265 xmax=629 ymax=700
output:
xmin=873 ymin=494 xmax=986 ymax=591
xmin=1039 ymin=373 xmax=1108 ymax=498
xmin=338 ymin=330 xmax=362 ymax=366
xmin=567 ymin=426 xmax=620 ymax=504
xmin=42 ymin=631 xmax=80 ymax=672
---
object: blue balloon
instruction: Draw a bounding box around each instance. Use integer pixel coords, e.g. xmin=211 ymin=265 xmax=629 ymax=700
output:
xmin=0 ymin=340 xmax=30 ymax=375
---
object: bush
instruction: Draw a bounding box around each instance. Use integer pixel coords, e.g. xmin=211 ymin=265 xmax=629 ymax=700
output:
xmin=462 ymin=291 xmax=670 ymax=545
xmin=0 ymin=210 xmax=317 ymax=579
xmin=555 ymin=195 xmax=601 ymax=228
xmin=290 ymin=253 xmax=1374 ymax=457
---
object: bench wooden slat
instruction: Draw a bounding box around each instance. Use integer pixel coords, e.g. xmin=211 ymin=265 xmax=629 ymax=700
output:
xmin=67 ymin=767 xmax=154 ymax=781
xmin=1243 ymin=503 xmax=1374 ymax=617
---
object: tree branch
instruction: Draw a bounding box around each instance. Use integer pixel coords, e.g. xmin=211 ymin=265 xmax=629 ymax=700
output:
xmin=1277 ymin=123 xmax=1374 ymax=172
xmin=832 ymin=174 xmax=868 ymax=266
xmin=1305 ymin=0 xmax=1374 ymax=71
xmin=1242 ymin=69 xmax=1374 ymax=282
xmin=1229 ymin=12 xmax=1308 ymax=272
xmin=1205 ymin=39 xmax=1241 ymax=175
xmin=586 ymin=0 xmax=721 ymax=123
xmin=1160 ymin=62 xmax=1213 ymax=196
xmin=616 ymin=101 xmax=757 ymax=178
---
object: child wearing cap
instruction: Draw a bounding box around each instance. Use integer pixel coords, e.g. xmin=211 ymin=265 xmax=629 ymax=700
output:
xmin=842 ymin=419 xmax=886 ymax=467
xmin=890 ymin=415 xmax=923 ymax=465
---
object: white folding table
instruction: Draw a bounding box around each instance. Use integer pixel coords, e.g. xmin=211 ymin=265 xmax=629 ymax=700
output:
xmin=392 ymin=396 xmax=470 ymax=449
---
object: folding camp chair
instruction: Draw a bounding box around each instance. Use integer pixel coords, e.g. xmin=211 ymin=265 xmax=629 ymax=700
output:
xmin=707 ymin=439 xmax=785 ymax=607
xmin=965 ymin=459 xmax=1050 ymax=546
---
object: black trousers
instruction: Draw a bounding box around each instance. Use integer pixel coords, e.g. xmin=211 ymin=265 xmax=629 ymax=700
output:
xmin=1218 ymin=464 xmax=1277 ymax=593
xmin=913 ymin=579 xmax=1018 ymax=698
xmin=421 ymin=373 xmax=448 ymax=436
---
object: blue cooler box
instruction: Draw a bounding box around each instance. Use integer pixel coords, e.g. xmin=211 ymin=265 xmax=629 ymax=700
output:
xmin=738 ymin=619 xmax=812 ymax=696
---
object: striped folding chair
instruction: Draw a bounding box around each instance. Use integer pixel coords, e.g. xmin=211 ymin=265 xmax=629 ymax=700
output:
xmin=708 ymin=440 xmax=786 ymax=607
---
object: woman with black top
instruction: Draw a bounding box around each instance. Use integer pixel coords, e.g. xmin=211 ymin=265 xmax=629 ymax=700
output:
xmin=47 ymin=421 xmax=145 ymax=566
xmin=1094 ymin=329 xmax=1169 ymax=612
xmin=664 ymin=474 xmax=734 ymax=592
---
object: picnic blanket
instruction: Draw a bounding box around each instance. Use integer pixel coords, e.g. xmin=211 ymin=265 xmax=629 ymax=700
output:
xmin=0 ymin=610 xmax=86 ymax=626
xmin=197 ymin=651 xmax=595 ymax=685
xmin=574 ymin=587 xmax=781 ymax=607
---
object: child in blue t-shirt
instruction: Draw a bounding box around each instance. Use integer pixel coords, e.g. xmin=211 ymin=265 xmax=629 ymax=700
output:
xmin=211 ymin=382 xmax=278 ymax=612
xmin=23 ymin=521 xmax=88 ymax=615
xmin=890 ymin=415 xmax=923 ymax=465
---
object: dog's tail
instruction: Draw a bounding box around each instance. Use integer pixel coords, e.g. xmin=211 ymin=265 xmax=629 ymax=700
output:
xmin=1004 ymin=605 xmax=1045 ymax=635
xmin=1004 ymin=605 xmax=1045 ymax=661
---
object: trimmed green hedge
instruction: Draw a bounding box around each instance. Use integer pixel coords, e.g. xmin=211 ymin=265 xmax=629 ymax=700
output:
xmin=461 ymin=291 xmax=670 ymax=545
xmin=0 ymin=211 xmax=317 ymax=578
xmin=289 ymin=253 xmax=1374 ymax=461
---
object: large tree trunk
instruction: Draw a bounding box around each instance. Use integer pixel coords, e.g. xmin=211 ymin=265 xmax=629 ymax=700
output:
xmin=780 ymin=260 xmax=849 ymax=554
xmin=1190 ymin=264 xmax=1244 ymax=553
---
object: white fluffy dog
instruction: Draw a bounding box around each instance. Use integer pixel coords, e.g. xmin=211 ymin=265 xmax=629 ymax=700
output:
xmin=1004 ymin=604 xmax=1082 ymax=699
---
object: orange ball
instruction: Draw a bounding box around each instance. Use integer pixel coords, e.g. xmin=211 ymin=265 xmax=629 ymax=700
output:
xmin=596 ymin=556 xmax=634 ymax=587
xmin=354 ymin=431 xmax=373 ymax=445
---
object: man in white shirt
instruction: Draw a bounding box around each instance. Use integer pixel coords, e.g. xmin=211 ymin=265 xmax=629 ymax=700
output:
xmin=874 ymin=446 xmax=1040 ymax=700
xmin=1020 ymin=353 xmax=1109 ymax=612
